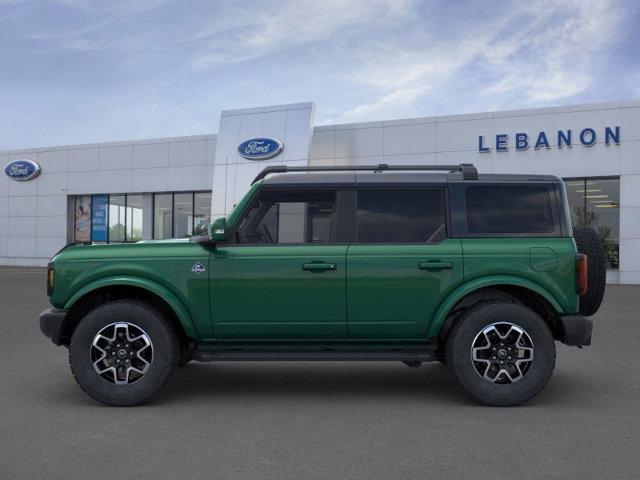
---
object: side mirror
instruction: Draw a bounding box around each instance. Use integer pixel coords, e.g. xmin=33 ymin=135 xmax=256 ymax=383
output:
xmin=209 ymin=217 xmax=227 ymax=243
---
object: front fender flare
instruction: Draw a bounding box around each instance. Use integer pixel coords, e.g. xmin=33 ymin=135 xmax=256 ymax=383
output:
xmin=427 ymin=276 xmax=563 ymax=338
xmin=64 ymin=276 xmax=197 ymax=338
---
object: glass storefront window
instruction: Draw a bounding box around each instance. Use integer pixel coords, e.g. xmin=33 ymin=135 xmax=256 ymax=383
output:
xmin=194 ymin=192 xmax=212 ymax=236
xmin=126 ymin=194 xmax=143 ymax=242
xmin=108 ymin=195 xmax=126 ymax=242
xmin=74 ymin=196 xmax=92 ymax=242
xmin=154 ymin=194 xmax=173 ymax=240
xmin=174 ymin=193 xmax=193 ymax=238
xmin=564 ymin=177 xmax=620 ymax=269
xmin=152 ymin=191 xmax=211 ymax=239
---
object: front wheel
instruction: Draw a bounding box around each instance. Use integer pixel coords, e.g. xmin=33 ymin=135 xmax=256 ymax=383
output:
xmin=446 ymin=301 xmax=556 ymax=406
xmin=69 ymin=300 xmax=180 ymax=406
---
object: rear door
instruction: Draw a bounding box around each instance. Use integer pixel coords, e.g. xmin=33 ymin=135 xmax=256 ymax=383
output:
xmin=346 ymin=188 xmax=464 ymax=340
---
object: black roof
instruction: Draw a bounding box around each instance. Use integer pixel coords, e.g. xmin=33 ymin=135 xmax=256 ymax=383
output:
xmin=261 ymin=171 xmax=561 ymax=188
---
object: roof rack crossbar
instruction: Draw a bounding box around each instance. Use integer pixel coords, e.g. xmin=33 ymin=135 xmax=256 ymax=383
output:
xmin=252 ymin=163 xmax=478 ymax=184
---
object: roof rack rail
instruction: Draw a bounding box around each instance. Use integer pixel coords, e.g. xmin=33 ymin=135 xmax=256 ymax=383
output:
xmin=252 ymin=163 xmax=478 ymax=184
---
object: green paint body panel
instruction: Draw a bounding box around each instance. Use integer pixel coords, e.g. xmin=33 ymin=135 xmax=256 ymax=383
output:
xmin=48 ymin=186 xmax=580 ymax=347
xmin=211 ymin=245 xmax=347 ymax=340
xmin=346 ymin=239 xmax=464 ymax=339
xmin=50 ymin=240 xmax=211 ymax=338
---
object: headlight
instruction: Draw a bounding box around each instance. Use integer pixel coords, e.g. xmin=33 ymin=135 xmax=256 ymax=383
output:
xmin=47 ymin=262 xmax=55 ymax=296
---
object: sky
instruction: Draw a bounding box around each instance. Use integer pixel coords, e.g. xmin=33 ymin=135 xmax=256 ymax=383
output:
xmin=1 ymin=0 xmax=639 ymax=150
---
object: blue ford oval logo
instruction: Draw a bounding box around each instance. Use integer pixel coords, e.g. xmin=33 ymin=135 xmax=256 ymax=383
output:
xmin=4 ymin=159 xmax=41 ymax=181
xmin=237 ymin=138 xmax=283 ymax=160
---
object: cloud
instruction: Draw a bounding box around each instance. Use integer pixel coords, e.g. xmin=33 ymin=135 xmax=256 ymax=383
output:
xmin=334 ymin=0 xmax=626 ymax=122
xmin=191 ymin=0 xmax=413 ymax=69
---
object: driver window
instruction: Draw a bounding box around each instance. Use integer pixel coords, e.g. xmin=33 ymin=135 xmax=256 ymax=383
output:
xmin=235 ymin=190 xmax=336 ymax=244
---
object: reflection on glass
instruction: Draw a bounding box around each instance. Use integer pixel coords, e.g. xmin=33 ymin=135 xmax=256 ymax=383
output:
xmin=154 ymin=194 xmax=173 ymax=239
xmin=564 ymin=177 xmax=620 ymax=269
xmin=174 ymin=193 xmax=193 ymax=238
xmin=109 ymin=195 xmax=126 ymax=242
xmin=126 ymin=194 xmax=143 ymax=242
xmin=194 ymin=192 xmax=212 ymax=236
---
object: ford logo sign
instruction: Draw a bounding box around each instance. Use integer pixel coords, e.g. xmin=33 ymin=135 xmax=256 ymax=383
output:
xmin=237 ymin=137 xmax=283 ymax=160
xmin=4 ymin=159 xmax=41 ymax=181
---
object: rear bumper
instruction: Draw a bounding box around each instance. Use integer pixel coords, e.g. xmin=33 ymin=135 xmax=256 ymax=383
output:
xmin=559 ymin=315 xmax=593 ymax=347
xmin=39 ymin=308 xmax=68 ymax=346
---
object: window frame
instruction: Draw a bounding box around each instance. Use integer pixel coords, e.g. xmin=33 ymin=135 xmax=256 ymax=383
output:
xmin=352 ymin=186 xmax=450 ymax=245
xmin=227 ymin=188 xmax=341 ymax=246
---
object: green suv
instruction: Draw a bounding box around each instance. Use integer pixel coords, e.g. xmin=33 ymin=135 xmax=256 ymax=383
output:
xmin=39 ymin=164 xmax=605 ymax=406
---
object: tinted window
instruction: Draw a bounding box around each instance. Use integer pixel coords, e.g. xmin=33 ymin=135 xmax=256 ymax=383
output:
xmin=466 ymin=186 xmax=555 ymax=234
xmin=356 ymin=189 xmax=446 ymax=243
xmin=236 ymin=191 xmax=336 ymax=244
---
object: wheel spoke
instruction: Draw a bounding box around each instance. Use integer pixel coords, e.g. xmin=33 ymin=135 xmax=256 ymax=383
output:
xmin=471 ymin=322 xmax=535 ymax=385
xmin=91 ymin=322 xmax=154 ymax=386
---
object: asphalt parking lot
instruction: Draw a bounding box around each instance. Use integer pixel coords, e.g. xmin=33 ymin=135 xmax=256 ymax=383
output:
xmin=1 ymin=267 xmax=639 ymax=479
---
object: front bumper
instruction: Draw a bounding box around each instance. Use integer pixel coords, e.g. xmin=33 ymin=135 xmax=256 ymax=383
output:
xmin=559 ymin=315 xmax=593 ymax=347
xmin=39 ymin=308 xmax=68 ymax=346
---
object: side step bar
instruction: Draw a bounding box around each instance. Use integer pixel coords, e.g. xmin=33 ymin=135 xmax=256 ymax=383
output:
xmin=193 ymin=349 xmax=436 ymax=362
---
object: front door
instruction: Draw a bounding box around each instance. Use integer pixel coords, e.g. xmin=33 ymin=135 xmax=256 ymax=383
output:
xmin=346 ymin=188 xmax=464 ymax=340
xmin=211 ymin=189 xmax=347 ymax=340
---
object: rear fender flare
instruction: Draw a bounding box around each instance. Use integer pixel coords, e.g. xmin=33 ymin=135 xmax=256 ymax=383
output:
xmin=427 ymin=276 xmax=563 ymax=338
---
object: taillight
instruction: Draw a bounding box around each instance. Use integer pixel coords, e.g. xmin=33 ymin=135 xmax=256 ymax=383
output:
xmin=47 ymin=262 xmax=55 ymax=296
xmin=575 ymin=254 xmax=588 ymax=295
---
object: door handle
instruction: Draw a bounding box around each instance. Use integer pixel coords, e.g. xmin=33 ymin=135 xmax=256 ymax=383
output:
xmin=418 ymin=261 xmax=453 ymax=271
xmin=302 ymin=262 xmax=337 ymax=272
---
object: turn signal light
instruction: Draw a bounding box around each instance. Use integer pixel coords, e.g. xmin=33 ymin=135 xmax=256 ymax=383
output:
xmin=47 ymin=262 xmax=55 ymax=296
xmin=575 ymin=254 xmax=588 ymax=295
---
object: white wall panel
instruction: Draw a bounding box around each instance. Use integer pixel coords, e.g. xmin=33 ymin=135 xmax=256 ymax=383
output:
xmin=36 ymin=149 xmax=67 ymax=173
xmin=37 ymin=237 xmax=66 ymax=258
xmin=37 ymin=215 xmax=67 ymax=237
xmin=133 ymin=167 xmax=169 ymax=192
xmin=99 ymin=144 xmax=133 ymax=170
xmin=7 ymin=237 xmax=36 ymax=258
xmin=37 ymin=195 xmax=67 ymax=217
xmin=68 ymin=147 xmax=99 ymax=171
xmin=169 ymin=140 xmax=206 ymax=167
xmin=335 ymin=127 xmax=382 ymax=158
xmin=8 ymin=216 xmax=36 ymax=237
xmin=134 ymin=142 xmax=169 ymax=169
xmin=8 ymin=195 xmax=36 ymax=217
xmin=37 ymin=173 xmax=67 ymax=196
xmin=383 ymin=123 xmax=436 ymax=155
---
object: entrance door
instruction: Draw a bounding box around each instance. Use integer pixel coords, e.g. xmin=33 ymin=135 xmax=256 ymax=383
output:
xmin=346 ymin=188 xmax=463 ymax=340
xmin=211 ymin=189 xmax=347 ymax=340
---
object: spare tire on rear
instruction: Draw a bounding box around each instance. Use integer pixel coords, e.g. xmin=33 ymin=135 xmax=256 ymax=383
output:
xmin=573 ymin=226 xmax=606 ymax=316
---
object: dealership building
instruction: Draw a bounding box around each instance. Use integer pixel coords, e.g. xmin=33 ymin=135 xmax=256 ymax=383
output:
xmin=1 ymin=100 xmax=639 ymax=283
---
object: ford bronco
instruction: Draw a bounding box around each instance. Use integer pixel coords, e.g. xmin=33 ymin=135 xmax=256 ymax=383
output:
xmin=39 ymin=164 xmax=605 ymax=406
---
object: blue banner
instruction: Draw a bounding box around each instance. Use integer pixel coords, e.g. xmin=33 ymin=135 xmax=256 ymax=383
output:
xmin=91 ymin=195 xmax=108 ymax=242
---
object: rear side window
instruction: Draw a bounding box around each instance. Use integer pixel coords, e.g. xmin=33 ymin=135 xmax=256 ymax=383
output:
xmin=356 ymin=189 xmax=446 ymax=243
xmin=466 ymin=186 xmax=555 ymax=234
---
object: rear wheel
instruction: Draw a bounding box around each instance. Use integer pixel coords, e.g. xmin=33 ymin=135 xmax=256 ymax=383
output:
xmin=446 ymin=301 xmax=555 ymax=406
xmin=69 ymin=300 xmax=180 ymax=406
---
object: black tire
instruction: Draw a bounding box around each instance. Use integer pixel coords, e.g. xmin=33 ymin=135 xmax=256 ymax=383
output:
xmin=573 ymin=226 xmax=606 ymax=316
xmin=69 ymin=300 xmax=180 ymax=406
xmin=446 ymin=301 xmax=556 ymax=406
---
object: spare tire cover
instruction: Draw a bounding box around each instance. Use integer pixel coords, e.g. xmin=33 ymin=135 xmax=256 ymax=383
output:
xmin=573 ymin=226 xmax=606 ymax=316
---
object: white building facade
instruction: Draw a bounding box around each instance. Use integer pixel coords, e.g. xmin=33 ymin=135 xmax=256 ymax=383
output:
xmin=1 ymin=100 xmax=639 ymax=283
